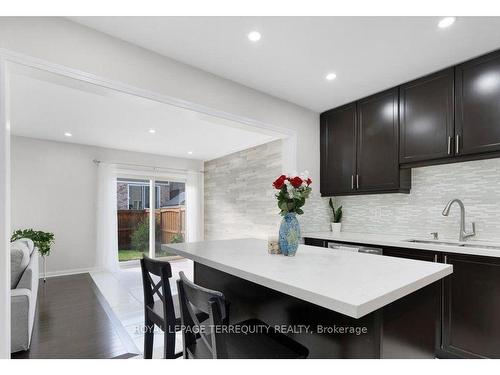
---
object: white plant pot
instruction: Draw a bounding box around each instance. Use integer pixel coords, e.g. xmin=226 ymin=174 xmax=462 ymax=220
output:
xmin=331 ymin=222 xmax=342 ymax=233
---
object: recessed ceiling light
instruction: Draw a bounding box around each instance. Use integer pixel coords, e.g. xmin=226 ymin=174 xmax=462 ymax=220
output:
xmin=187 ymin=151 xmax=193 ymax=155
xmin=325 ymin=73 xmax=337 ymax=81
xmin=64 ymin=132 xmax=72 ymax=137
xmin=148 ymin=129 xmax=156 ymax=134
xmin=438 ymin=17 xmax=456 ymax=29
xmin=247 ymin=31 xmax=261 ymax=42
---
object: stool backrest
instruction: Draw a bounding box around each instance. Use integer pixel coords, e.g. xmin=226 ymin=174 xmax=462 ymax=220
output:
xmin=177 ymin=271 xmax=228 ymax=358
xmin=140 ymin=255 xmax=176 ymax=326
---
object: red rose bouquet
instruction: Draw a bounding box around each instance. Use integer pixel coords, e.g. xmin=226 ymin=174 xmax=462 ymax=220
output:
xmin=273 ymin=172 xmax=312 ymax=215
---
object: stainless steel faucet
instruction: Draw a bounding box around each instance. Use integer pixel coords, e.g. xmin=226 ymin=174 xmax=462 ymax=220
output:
xmin=442 ymin=199 xmax=476 ymax=241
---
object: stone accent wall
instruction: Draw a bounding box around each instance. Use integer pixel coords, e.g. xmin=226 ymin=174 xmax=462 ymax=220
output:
xmin=204 ymin=139 xmax=330 ymax=239
xmin=204 ymin=140 xmax=284 ymax=240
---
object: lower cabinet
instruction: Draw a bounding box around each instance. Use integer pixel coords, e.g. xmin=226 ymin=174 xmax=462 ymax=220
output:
xmin=441 ymin=253 xmax=500 ymax=359
xmin=303 ymin=237 xmax=500 ymax=359
xmin=383 ymin=246 xmax=500 ymax=359
xmin=383 ymin=247 xmax=442 ymax=355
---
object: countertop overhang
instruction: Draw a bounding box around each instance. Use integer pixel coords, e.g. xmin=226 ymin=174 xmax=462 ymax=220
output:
xmin=303 ymin=231 xmax=500 ymax=258
xmin=164 ymin=238 xmax=452 ymax=319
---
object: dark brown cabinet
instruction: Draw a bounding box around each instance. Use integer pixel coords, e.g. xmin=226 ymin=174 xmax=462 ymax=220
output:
xmin=383 ymin=247 xmax=443 ymax=355
xmin=321 ymin=49 xmax=500 ymax=184
xmin=320 ymin=104 xmax=356 ymax=195
xmin=399 ymin=68 xmax=455 ymax=165
xmin=320 ymin=89 xmax=410 ymax=196
xmin=441 ymin=253 xmax=500 ymax=359
xmin=455 ymin=49 xmax=500 ymax=156
xmin=356 ymin=88 xmax=409 ymax=193
xmin=302 ymin=238 xmax=500 ymax=359
xmin=382 ymin=247 xmax=500 ymax=359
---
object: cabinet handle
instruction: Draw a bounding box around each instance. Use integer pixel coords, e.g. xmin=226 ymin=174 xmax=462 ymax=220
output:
xmin=444 ymin=255 xmax=448 ymax=264
xmin=351 ymin=175 xmax=354 ymax=190
xmin=447 ymin=136 xmax=452 ymax=155
xmin=434 ymin=254 xmax=438 ymax=262
xmin=455 ymin=134 xmax=460 ymax=154
xmin=356 ymin=174 xmax=359 ymax=189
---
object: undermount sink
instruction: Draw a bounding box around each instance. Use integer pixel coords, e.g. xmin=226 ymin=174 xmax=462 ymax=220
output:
xmin=404 ymin=239 xmax=500 ymax=250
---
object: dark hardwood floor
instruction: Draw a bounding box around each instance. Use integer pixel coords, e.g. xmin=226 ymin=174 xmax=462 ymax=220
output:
xmin=12 ymin=273 xmax=140 ymax=359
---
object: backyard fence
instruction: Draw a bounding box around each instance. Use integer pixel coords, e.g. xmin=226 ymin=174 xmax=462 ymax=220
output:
xmin=117 ymin=206 xmax=185 ymax=249
xmin=158 ymin=206 xmax=186 ymax=244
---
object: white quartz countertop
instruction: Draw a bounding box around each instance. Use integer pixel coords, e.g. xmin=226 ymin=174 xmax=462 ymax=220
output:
xmin=303 ymin=231 xmax=500 ymax=258
xmin=164 ymin=238 xmax=452 ymax=319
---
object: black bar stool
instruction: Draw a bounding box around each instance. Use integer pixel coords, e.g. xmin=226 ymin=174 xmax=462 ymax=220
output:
xmin=177 ymin=271 xmax=309 ymax=359
xmin=140 ymin=256 xmax=207 ymax=359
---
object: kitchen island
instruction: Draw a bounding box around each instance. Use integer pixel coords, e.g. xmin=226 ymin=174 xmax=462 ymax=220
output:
xmin=163 ymin=238 xmax=453 ymax=358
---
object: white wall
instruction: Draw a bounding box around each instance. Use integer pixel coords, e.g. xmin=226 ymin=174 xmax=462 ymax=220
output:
xmin=11 ymin=136 xmax=204 ymax=276
xmin=0 ymin=17 xmax=319 ymax=188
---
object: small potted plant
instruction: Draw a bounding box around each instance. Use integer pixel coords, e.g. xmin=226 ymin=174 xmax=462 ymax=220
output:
xmin=11 ymin=229 xmax=55 ymax=282
xmin=329 ymin=198 xmax=342 ymax=233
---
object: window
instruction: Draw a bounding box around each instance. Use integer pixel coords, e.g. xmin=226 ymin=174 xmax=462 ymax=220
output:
xmin=116 ymin=177 xmax=186 ymax=262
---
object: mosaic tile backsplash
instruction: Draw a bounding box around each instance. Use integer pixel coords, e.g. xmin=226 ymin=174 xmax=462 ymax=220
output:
xmin=205 ymin=139 xmax=500 ymax=243
xmin=312 ymin=158 xmax=500 ymax=242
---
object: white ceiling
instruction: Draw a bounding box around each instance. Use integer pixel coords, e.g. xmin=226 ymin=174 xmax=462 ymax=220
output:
xmin=69 ymin=16 xmax=500 ymax=112
xmin=9 ymin=64 xmax=281 ymax=161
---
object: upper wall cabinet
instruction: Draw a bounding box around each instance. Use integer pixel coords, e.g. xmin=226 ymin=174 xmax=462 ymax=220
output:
xmin=320 ymin=89 xmax=411 ymax=197
xmin=320 ymin=104 xmax=357 ymax=196
xmin=357 ymin=88 xmax=410 ymax=193
xmin=399 ymin=68 xmax=455 ymax=164
xmin=321 ymin=48 xmax=500 ymax=195
xmin=456 ymin=49 xmax=500 ymax=156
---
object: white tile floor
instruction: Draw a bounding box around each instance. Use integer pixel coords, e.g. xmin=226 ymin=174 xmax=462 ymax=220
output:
xmin=90 ymin=258 xmax=194 ymax=359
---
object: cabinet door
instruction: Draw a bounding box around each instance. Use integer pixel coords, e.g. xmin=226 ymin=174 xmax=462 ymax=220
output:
xmin=383 ymin=247 xmax=442 ymax=355
xmin=442 ymin=253 xmax=500 ymax=358
xmin=400 ymin=68 xmax=455 ymax=164
xmin=356 ymin=88 xmax=400 ymax=192
xmin=320 ymin=103 xmax=357 ymax=196
xmin=456 ymin=50 xmax=500 ymax=155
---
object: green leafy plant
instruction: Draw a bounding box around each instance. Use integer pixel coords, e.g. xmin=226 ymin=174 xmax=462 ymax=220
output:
xmin=329 ymin=198 xmax=342 ymax=223
xmin=273 ymin=174 xmax=312 ymax=216
xmin=11 ymin=229 xmax=55 ymax=257
xmin=131 ymin=218 xmax=150 ymax=252
xmin=170 ymin=233 xmax=184 ymax=244
xmin=131 ymin=217 xmax=162 ymax=252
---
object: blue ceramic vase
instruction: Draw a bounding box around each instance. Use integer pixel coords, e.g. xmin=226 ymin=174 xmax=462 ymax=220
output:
xmin=279 ymin=213 xmax=301 ymax=256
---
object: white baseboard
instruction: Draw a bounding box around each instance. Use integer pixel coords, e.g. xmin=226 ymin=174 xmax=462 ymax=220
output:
xmin=40 ymin=267 xmax=101 ymax=279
